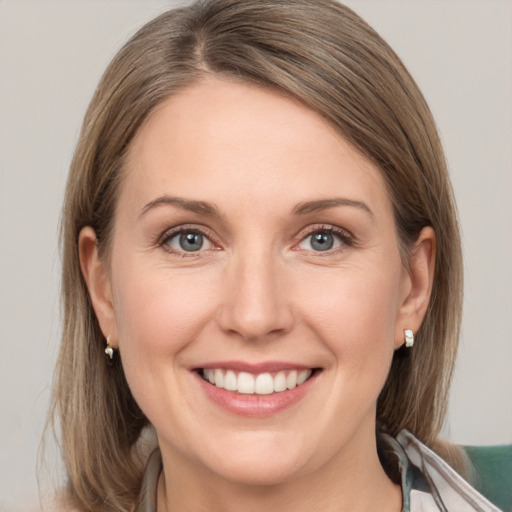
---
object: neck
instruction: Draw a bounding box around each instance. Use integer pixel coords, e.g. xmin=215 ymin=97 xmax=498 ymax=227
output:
xmin=156 ymin=430 xmax=402 ymax=512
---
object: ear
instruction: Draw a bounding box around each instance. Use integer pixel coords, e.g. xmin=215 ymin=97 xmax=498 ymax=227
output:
xmin=395 ymin=226 xmax=436 ymax=349
xmin=79 ymin=226 xmax=118 ymax=348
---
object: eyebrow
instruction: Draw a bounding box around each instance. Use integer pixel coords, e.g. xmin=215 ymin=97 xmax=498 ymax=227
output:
xmin=139 ymin=195 xmax=373 ymax=219
xmin=139 ymin=196 xmax=221 ymax=219
xmin=293 ymin=198 xmax=374 ymax=217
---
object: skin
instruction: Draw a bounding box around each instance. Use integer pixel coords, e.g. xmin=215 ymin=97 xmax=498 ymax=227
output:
xmin=80 ymin=77 xmax=435 ymax=512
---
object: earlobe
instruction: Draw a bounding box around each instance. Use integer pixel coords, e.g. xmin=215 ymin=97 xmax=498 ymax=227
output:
xmin=395 ymin=227 xmax=436 ymax=348
xmin=78 ymin=226 xmax=118 ymax=348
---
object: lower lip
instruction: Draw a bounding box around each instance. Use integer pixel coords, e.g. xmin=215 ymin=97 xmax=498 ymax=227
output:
xmin=195 ymin=371 xmax=318 ymax=417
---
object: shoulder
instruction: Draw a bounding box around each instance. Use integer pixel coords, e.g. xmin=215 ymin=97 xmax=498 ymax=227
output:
xmin=394 ymin=431 xmax=507 ymax=511
xmin=35 ymin=491 xmax=82 ymax=512
xmin=11 ymin=501 xmax=80 ymax=512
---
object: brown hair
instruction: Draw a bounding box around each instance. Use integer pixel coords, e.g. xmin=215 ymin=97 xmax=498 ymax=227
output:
xmin=50 ymin=0 xmax=463 ymax=509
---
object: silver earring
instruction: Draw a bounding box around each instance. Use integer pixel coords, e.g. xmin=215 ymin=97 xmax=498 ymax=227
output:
xmin=105 ymin=335 xmax=115 ymax=359
xmin=404 ymin=329 xmax=414 ymax=348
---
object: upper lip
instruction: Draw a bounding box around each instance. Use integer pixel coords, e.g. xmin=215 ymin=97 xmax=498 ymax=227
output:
xmin=194 ymin=361 xmax=315 ymax=373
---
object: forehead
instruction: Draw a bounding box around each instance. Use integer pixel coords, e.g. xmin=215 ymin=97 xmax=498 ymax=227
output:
xmin=120 ymin=77 xmax=392 ymax=218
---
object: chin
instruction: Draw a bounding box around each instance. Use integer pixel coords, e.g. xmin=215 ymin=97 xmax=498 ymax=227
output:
xmin=193 ymin=432 xmax=314 ymax=487
xmin=210 ymin=455 xmax=307 ymax=487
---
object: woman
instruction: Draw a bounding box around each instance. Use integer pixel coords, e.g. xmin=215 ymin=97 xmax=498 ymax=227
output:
xmin=49 ymin=0 xmax=507 ymax=511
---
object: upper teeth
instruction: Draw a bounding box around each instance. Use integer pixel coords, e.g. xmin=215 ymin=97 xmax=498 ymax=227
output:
xmin=202 ymin=369 xmax=312 ymax=395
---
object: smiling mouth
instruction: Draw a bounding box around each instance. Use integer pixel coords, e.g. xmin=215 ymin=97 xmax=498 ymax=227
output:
xmin=199 ymin=368 xmax=318 ymax=395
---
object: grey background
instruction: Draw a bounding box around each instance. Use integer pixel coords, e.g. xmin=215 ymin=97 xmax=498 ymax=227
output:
xmin=1 ymin=0 xmax=511 ymax=508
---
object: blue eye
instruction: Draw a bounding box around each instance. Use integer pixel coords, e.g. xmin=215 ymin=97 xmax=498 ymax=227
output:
xmin=298 ymin=229 xmax=346 ymax=252
xmin=165 ymin=230 xmax=213 ymax=253
xmin=310 ymin=232 xmax=334 ymax=251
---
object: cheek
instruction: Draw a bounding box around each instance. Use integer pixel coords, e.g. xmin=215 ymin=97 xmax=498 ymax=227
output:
xmin=296 ymin=262 xmax=402 ymax=366
xmin=110 ymin=257 xmax=219 ymax=361
xmin=108 ymin=260 xmax=222 ymax=425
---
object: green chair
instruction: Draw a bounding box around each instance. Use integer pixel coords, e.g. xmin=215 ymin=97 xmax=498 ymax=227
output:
xmin=463 ymin=444 xmax=512 ymax=512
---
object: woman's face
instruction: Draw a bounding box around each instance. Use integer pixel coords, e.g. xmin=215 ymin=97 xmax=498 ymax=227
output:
xmin=86 ymin=77 xmax=430 ymax=486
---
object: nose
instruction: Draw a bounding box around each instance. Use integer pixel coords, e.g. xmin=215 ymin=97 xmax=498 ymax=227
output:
xmin=216 ymin=250 xmax=295 ymax=342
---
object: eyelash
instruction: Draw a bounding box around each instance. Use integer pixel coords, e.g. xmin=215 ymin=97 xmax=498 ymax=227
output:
xmin=158 ymin=224 xmax=354 ymax=256
xmin=158 ymin=224 xmax=219 ymax=257
xmin=296 ymin=225 xmax=354 ymax=254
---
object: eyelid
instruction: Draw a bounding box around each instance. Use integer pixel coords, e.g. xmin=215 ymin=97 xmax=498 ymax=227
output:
xmin=158 ymin=224 xmax=221 ymax=254
xmin=156 ymin=223 xmax=353 ymax=255
xmin=294 ymin=224 xmax=354 ymax=252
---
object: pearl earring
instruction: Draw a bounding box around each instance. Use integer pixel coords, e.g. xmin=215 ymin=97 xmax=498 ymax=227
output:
xmin=404 ymin=329 xmax=414 ymax=348
xmin=105 ymin=335 xmax=115 ymax=359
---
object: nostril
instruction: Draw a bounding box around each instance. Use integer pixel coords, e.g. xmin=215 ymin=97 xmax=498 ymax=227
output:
xmin=217 ymin=294 xmax=295 ymax=340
